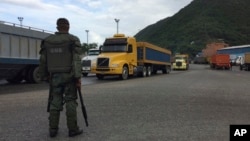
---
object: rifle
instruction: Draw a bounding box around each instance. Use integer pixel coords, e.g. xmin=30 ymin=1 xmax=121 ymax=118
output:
xmin=47 ymin=75 xmax=52 ymax=112
xmin=77 ymin=87 xmax=89 ymax=127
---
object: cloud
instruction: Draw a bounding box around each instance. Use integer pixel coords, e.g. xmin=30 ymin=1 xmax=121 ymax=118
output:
xmin=0 ymin=0 xmax=193 ymax=45
xmin=1 ymin=0 xmax=58 ymax=9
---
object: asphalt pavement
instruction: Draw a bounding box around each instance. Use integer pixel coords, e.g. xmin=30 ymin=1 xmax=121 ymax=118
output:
xmin=0 ymin=64 xmax=250 ymax=141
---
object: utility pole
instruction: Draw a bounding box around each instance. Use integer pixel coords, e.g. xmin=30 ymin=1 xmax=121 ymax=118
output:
xmin=114 ymin=18 xmax=120 ymax=34
xmin=18 ymin=17 xmax=23 ymax=27
xmin=85 ymin=30 xmax=89 ymax=45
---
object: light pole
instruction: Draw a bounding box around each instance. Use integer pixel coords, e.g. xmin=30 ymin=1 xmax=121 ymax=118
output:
xmin=18 ymin=17 xmax=23 ymax=26
xmin=85 ymin=30 xmax=89 ymax=45
xmin=114 ymin=18 xmax=120 ymax=34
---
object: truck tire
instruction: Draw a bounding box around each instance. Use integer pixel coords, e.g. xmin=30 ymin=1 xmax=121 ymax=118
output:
xmin=120 ymin=66 xmax=129 ymax=80
xmin=96 ymin=74 xmax=104 ymax=80
xmin=26 ymin=66 xmax=41 ymax=83
xmin=163 ymin=65 xmax=170 ymax=74
xmin=142 ymin=66 xmax=147 ymax=77
xmin=240 ymin=65 xmax=243 ymax=71
xmin=6 ymin=73 xmax=23 ymax=84
xmin=82 ymin=73 xmax=88 ymax=77
xmin=166 ymin=66 xmax=171 ymax=74
xmin=152 ymin=69 xmax=157 ymax=74
xmin=32 ymin=66 xmax=41 ymax=83
xmin=146 ymin=66 xmax=152 ymax=76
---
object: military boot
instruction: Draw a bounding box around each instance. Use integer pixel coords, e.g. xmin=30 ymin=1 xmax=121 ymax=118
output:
xmin=66 ymin=100 xmax=82 ymax=137
xmin=49 ymin=128 xmax=58 ymax=137
xmin=69 ymin=128 xmax=83 ymax=137
xmin=49 ymin=110 xmax=60 ymax=137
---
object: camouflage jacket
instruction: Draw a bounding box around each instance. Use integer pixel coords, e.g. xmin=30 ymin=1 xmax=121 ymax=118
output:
xmin=39 ymin=32 xmax=83 ymax=80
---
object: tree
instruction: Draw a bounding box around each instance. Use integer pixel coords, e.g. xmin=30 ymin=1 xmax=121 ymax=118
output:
xmin=82 ymin=43 xmax=98 ymax=53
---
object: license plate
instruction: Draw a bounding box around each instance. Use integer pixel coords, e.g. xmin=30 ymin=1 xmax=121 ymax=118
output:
xmin=82 ymin=67 xmax=90 ymax=70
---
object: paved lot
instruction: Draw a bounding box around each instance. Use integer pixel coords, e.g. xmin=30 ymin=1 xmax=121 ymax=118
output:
xmin=0 ymin=64 xmax=250 ymax=141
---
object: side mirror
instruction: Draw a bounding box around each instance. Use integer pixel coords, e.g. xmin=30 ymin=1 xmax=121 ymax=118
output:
xmin=128 ymin=45 xmax=133 ymax=53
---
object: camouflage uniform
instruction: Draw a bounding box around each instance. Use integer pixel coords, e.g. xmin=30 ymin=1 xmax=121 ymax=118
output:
xmin=39 ymin=18 xmax=83 ymax=137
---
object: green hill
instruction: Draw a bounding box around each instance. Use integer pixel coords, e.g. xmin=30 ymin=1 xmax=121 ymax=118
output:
xmin=135 ymin=0 xmax=250 ymax=57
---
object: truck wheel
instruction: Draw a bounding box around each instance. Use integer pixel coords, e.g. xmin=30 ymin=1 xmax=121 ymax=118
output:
xmin=240 ymin=65 xmax=243 ymax=71
xmin=32 ymin=66 xmax=41 ymax=83
xmin=163 ymin=66 xmax=168 ymax=74
xmin=96 ymin=74 xmax=104 ymax=80
xmin=152 ymin=70 xmax=157 ymax=74
xmin=7 ymin=73 xmax=23 ymax=84
xmin=166 ymin=66 xmax=171 ymax=74
xmin=120 ymin=66 xmax=129 ymax=80
xmin=147 ymin=66 xmax=152 ymax=76
xmin=142 ymin=66 xmax=147 ymax=77
xmin=26 ymin=66 xmax=41 ymax=83
xmin=82 ymin=73 xmax=88 ymax=77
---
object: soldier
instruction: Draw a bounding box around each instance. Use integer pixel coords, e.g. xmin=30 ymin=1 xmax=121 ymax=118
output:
xmin=39 ymin=18 xmax=83 ymax=137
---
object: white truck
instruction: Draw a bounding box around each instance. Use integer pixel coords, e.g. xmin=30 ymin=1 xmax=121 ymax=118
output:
xmin=81 ymin=48 xmax=100 ymax=76
xmin=0 ymin=21 xmax=51 ymax=83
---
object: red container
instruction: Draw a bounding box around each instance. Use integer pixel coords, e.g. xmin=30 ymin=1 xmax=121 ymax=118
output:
xmin=210 ymin=54 xmax=230 ymax=69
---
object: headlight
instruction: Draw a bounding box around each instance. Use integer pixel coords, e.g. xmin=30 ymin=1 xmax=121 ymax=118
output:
xmin=111 ymin=64 xmax=119 ymax=68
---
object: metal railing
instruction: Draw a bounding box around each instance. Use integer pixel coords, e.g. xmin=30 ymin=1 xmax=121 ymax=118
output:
xmin=0 ymin=20 xmax=54 ymax=34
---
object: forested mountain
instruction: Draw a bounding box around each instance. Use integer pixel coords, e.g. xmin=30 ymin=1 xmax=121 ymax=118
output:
xmin=135 ymin=0 xmax=250 ymax=57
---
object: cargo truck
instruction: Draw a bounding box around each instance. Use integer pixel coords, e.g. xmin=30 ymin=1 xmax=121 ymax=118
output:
xmin=210 ymin=54 xmax=230 ymax=69
xmin=172 ymin=54 xmax=189 ymax=70
xmin=92 ymin=34 xmax=171 ymax=80
xmin=0 ymin=21 xmax=51 ymax=83
xmin=239 ymin=53 xmax=250 ymax=71
xmin=81 ymin=48 xmax=100 ymax=76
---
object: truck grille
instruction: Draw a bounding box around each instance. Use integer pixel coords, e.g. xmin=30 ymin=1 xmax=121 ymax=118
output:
xmin=82 ymin=60 xmax=91 ymax=66
xmin=176 ymin=62 xmax=182 ymax=66
xmin=97 ymin=58 xmax=109 ymax=67
xmin=96 ymin=68 xmax=110 ymax=71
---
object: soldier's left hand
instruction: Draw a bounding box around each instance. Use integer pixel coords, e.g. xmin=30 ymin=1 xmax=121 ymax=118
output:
xmin=76 ymin=78 xmax=81 ymax=88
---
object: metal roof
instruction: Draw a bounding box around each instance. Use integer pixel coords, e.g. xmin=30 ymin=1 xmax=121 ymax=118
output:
xmin=217 ymin=45 xmax=250 ymax=50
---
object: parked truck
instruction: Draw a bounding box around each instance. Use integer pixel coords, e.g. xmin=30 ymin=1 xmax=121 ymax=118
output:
xmin=81 ymin=48 xmax=100 ymax=76
xmin=239 ymin=53 xmax=250 ymax=71
xmin=193 ymin=56 xmax=208 ymax=64
xmin=210 ymin=54 xmax=230 ymax=69
xmin=172 ymin=54 xmax=189 ymax=70
xmin=0 ymin=21 xmax=52 ymax=83
xmin=92 ymin=34 xmax=172 ymax=80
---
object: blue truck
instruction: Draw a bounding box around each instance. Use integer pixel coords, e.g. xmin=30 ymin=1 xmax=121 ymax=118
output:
xmin=0 ymin=21 xmax=52 ymax=83
xmin=92 ymin=34 xmax=172 ymax=80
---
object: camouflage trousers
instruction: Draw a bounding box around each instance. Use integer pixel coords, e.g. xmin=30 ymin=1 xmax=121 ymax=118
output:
xmin=48 ymin=73 xmax=79 ymax=131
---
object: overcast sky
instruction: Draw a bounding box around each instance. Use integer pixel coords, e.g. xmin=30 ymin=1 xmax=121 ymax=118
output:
xmin=0 ymin=0 xmax=192 ymax=46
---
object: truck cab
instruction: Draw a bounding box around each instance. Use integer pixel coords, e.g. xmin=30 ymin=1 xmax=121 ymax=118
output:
xmin=240 ymin=53 xmax=250 ymax=71
xmin=93 ymin=34 xmax=137 ymax=80
xmin=81 ymin=48 xmax=100 ymax=76
xmin=173 ymin=54 xmax=189 ymax=70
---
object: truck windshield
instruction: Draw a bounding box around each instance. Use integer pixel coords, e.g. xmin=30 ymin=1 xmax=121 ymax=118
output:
xmin=88 ymin=50 xmax=100 ymax=56
xmin=175 ymin=57 xmax=185 ymax=60
xmin=102 ymin=45 xmax=127 ymax=52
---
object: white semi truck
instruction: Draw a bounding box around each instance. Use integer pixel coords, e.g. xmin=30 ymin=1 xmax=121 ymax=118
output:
xmin=81 ymin=48 xmax=100 ymax=76
xmin=0 ymin=21 xmax=52 ymax=83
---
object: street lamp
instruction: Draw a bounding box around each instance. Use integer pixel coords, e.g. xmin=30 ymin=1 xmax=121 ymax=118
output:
xmin=114 ymin=18 xmax=120 ymax=34
xmin=18 ymin=17 xmax=23 ymax=26
xmin=85 ymin=30 xmax=89 ymax=45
